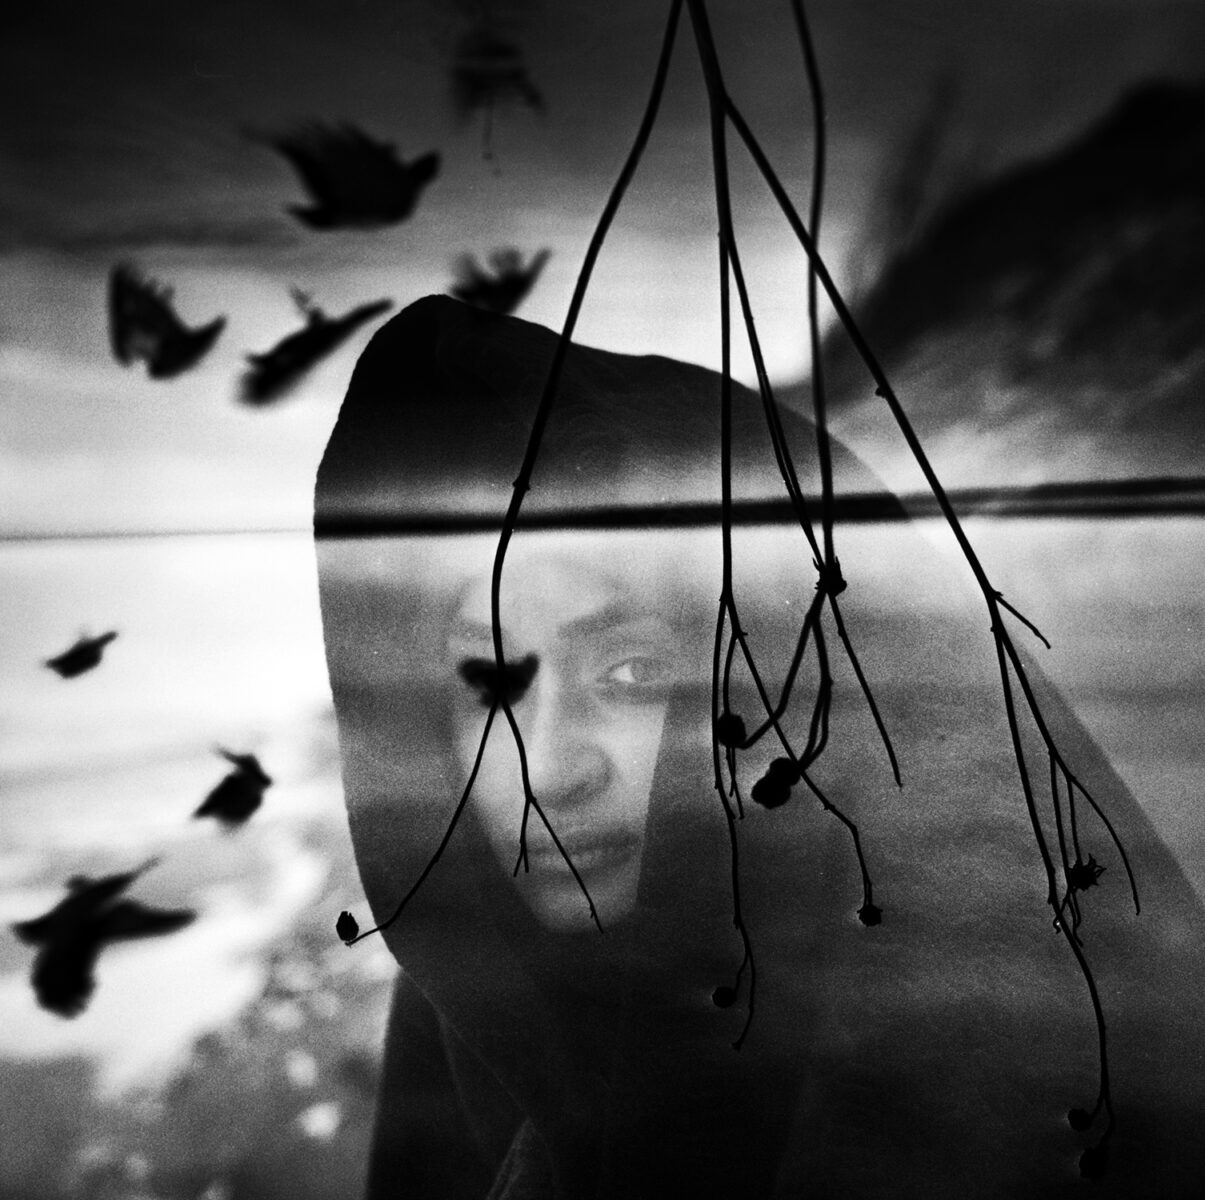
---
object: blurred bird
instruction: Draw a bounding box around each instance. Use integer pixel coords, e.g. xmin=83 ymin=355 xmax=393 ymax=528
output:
xmin=450 ymin=247 xmax=551 ymax=315
xmin=108 ymin=263 xmax=226 ymax=378
xmin=458 ymin=653 xmax=539 ymax=708
xmin=193 ymin=749 xmax=273 ymax=827
xmin=240 ymin=290 xmax=393 ymax=405
xmin=11 ymin=860 xmax=196 ymax=1017
xmin=251 ymin=122 xmax=440 ymax=230
xmin=44 ymin=631 xmax=118 ymax=679
xmin=450 ymin=26 xmax=544 ymax=122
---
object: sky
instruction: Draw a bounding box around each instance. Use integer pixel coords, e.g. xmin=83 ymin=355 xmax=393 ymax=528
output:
xmin=3 ymin=0 xmax=1205 ymax=534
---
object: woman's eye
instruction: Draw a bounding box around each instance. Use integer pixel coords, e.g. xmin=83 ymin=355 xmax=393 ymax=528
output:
xmin=601 ymin=657 xmax=669 ymax=689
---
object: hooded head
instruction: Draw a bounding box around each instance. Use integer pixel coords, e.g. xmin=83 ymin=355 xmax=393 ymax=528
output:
xmin=316 ymin=296 xmax=1205 ymax=1198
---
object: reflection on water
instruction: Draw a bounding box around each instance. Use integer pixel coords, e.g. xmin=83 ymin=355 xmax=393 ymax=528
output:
xmin=1 ymin=519 xmax=1203 ymax=1196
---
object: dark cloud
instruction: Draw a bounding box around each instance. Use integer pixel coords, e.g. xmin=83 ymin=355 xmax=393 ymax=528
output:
xmin=0 ymin=216 xmax=300 ymax=257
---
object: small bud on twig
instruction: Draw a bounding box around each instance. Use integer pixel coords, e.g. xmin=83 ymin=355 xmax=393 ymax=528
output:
xmin=858 ymin=903 xmax=882 ymax=927
xmin=336 ymin=911 xmax=359 ymax=944
xmin=716 ymin=711 xmax=746 ymax=749
xmin=1067 ymin=855 xmax=1106 ymax=892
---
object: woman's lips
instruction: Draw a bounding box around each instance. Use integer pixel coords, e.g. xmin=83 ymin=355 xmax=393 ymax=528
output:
xmin=525 ymin=830 xmax=641 ymax=874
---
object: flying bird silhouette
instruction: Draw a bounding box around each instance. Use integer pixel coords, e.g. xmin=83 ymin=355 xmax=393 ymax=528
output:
xmin=193 ymin=749 xmax=273 ymax=827
xmin=11 ymin=860 xmax=196 ymax=1017
xmin=450 ymin=26 xmax=544 ymax=123
xmin=252 ymin=122 xmax=440 ymax=229
xmin=240 ymin=290 xmax=393 ymax=405
xmin=450 ymin=247 xmax=551 ymax=315
xmin=458 ymin=653 xmax=540 ymax=708
xmin=44 ymin=631 xmax=118 ymax=679
xmin=108 ymin=263 xmax=226 ymax=378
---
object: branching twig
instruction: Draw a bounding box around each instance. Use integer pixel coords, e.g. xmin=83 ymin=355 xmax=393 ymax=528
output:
xmin=344 ymin=701 xmax=501 ymax=944
xmin=348 ymin=9 xmax=1138 ymax=1170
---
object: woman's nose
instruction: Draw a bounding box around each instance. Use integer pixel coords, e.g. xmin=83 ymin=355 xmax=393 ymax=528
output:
xmin=521 ymin=673 xmax=613 ymax=806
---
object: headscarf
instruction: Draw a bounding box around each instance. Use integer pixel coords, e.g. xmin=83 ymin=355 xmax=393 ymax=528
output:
xmin=316 ymin=296 xmax=1205 ymax=1198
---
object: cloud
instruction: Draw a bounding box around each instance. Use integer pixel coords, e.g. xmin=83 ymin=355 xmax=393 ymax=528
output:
xmin=12 ymin=216 xmax=302 ymax=256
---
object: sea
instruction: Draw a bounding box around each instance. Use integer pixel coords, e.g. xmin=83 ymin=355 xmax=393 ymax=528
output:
xmin=0 ymin=518 xmax=1202 ymax=1194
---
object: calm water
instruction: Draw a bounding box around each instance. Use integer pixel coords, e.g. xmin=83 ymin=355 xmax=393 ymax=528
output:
xmin=1 ymin=518 xmax=1202 ymax=1089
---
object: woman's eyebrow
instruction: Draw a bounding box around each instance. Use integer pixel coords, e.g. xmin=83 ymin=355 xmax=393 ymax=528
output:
xmin=448 ymin=603 xmax=668 ymax=645
xmin=447 ymin=617 xmax=496 ymax=644
xmin=560 ymin=601 xmax=665 ymax=642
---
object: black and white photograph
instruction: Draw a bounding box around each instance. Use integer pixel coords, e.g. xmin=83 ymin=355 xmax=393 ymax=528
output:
xmin=3 ymin=2 xmax=1205 ymax=1197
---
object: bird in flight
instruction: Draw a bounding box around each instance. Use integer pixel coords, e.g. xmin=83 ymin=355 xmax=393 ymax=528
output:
xmin=451 ymin=27 xmax=544 ymax=120
xmin=44 ymin=631 xmax=118 ymax=679
xmin=450 ymin=26 xmax=544 ymax=162
xmin=193 ymin=749 xmax=273 ymax=827
xmin=240 ymin=289 xmax=393 ymax=405
xmin=108 ymin=264 xmax=226 ymax=379
xmin=450 ymin=247 xmax=551 ymax=315
xmin=458 ymin=653 xmax=540 ymax=708
xmin=252 ymin=121 xmax=440 ymax=230
xmin=12 ymin=860 xmax=195 ymax=1017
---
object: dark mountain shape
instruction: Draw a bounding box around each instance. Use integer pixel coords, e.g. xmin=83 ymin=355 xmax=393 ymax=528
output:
xmin=251 ymin=122 xmax=440 ymax=230
xmin=44 ymin=631 xmax=118 ymax=678
xmin=240 ymin=290 xmax=393 ymax=405
xmin=193 ymin=749 xmax=273 ymax=827
xmin=449 ymin=247 xmax=550 ymax=315
xmin=450 ymin=26 xmax=545 ymax=124
xmin=108 ymin=264 xmax=226 ymax=379
xmin=820 ymin=79 xmax=1205 ymax=483
xmin=11 ymin=860 xmax=195 ymax=1017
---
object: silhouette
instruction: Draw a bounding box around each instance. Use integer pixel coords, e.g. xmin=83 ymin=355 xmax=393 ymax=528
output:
xmin=11 ymin=861 xmax=195 ymax=1017
xmin=750 ymin=757 xmax=800 ymax=809
xmin=44 ymin=631 xmax=118 ymax=678
xmin=252 ymin=122 xmax=440 ymax=230
xmin=336 ymin=911 xmax=359 ymax=944
xmin=317 ymin=296 xmax=1205 ymax=1196
xmin=240 ymin=290 xmax=392 ymax=405
xmin=457 ymin=653 xmax=539 ymax=708
xmin=450 ymin=26 xmax=544 ymax=123
xmin=108 ymin=263 xmax=226 ymax=379
xmin=449 ymin=247 xmax=550 ymax=315
xmin=193 ymin=749 xmax=272 ymax=827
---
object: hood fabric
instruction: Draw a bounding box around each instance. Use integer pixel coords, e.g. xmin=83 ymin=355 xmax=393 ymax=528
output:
xmin=316 ymin=296 xmax=1205 ymax=1199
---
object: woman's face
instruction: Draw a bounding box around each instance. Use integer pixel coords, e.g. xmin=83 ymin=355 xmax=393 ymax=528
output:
xmin=448 ymin=550 xmax=682 ymax=932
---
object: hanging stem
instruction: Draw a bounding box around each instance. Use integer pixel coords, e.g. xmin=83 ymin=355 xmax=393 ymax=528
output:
xmin=713 ymin=233 xmax=757 ymax=1049
xmin=475 ymin=0 xmax=686 ymax=930
xmin=346 ymin=700 xmax=501 ymax=944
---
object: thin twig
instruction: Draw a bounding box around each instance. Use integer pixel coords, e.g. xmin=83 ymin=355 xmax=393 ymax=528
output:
xmin=348 ymin=701 xmax=501 ymax=943
xmin=477 ymin=0 xmax=685 ymax=930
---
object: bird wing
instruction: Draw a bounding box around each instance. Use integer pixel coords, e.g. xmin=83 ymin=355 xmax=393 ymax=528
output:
xmin=240 ymin=299 xmax=391 ymax=404
xmin=14 ymin=863 xmax=156 ymax=951
xmin=457 ymin=653 xmax=539 ymax=706
xmin=403 ymin=150 xmax=440 ymax=188
xmin=241 ymin=319 xmax=339 ymax=403
xmin=44 ymin=644 xmax=99 ymax=677
xmin=270 ymin=123 xmax=409 ymax=214
xmin=195 ymin=774 xmax=238 ymax=817
xmin=334 ymin=299 xmax=394 ymax=337
xmin=11 ymin=915 xmax=56 ymax=945
xmin=108 ymin=264 xmax=187 ymax=365
xmin=146 ymin=316 xmax=226 ymax=380
xmin=99 ymin=900 xmax=196 ymax=943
